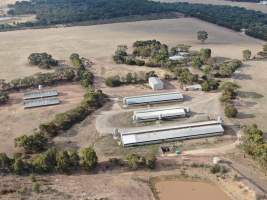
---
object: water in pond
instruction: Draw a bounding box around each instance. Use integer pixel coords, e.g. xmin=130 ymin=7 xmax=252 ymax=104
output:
xmin=156 ymin=180 xmax=231 ymax=200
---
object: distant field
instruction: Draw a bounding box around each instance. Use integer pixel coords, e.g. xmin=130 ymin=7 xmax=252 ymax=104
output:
xmin=0 ymin=17 xmax=264 ymax=81
xmin=158 ymin=0 xmax=267 ymax=14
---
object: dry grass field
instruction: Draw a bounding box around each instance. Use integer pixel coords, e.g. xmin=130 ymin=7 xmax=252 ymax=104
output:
xmin=0 ymin=83 xmax=85 ymax=155
xmin=158 ymin=0 xmax=267 ymax=14
xmin=0 ymin=17 xmax=264 ymax=81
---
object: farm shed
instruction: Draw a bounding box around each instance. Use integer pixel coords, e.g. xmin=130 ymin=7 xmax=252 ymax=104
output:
xmin=24 ymin=98 xmax=60 ymax=109
xmin=133 ymin=107 xmax=190 ymax=122
xmin=123 ymin=91 xmax=184 ymax=107
xmin=169 ymin=55 xmax=186 ymax=61
xmin=148 ymin=77 xmax=164 ymax=90
xmin=183 ymin=84 xmax=202 ymax=91
xmin=117 ymin=119 xmax=224 ymax=147
xmin=24 ymin=90 xmax=58 ymax=100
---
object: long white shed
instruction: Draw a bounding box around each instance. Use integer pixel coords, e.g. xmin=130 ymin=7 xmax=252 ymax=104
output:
xmin=133 ymin=107 xmax=190 ymax=122
xmin=119 ymin=119 xmax=224 ymax=147
xmin=123 ymin=92 xmax=184 ymax=107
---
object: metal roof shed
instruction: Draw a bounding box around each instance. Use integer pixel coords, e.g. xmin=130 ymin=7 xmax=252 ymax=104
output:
xmin=24 ymin=90 xmax=58 ymax=100
xmin=133 ymin=107 xmax=189 ymax=122
xmin=119 ymin=120 xmax=224 ymax=147
xmin=149 ymin=77 xmax=164 ymax=90
xmin=123 ymin=92 xmax=184 ymax=106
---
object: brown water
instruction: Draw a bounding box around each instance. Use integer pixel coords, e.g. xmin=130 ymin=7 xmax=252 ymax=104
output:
xmin=156 ymin=180 xmax=231 ymax=200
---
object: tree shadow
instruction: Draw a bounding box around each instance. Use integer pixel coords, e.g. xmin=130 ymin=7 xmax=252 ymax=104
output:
xmin=163 ymin=80 xmax=176 ymax=89
xmin=234 ymin=73 xmax=252 ymax=80
xmin=237 ymin=91 xmax=264 ymax=99
xmin=237 ymin=112 xmax=255 ymax=119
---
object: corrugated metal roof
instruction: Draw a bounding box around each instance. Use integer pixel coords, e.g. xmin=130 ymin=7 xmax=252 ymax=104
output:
xmin=133 ymin=107 xmax=187 ymax=121
xmin=24 ymin=90 xmax=58 ymax=100
xmin=24 ymin=98 xmax=60 ymax=108
xmin=123 ymin=92 xmax=183 ymax=106
xmin=148 ymin=77 xmax=163 ymax=85
xmin=120 ymin=120 xmax=224 ymax=146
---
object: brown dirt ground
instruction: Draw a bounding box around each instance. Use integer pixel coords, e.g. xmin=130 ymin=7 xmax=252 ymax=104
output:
xmin=0 ymin=83 xmax=85 ymax=155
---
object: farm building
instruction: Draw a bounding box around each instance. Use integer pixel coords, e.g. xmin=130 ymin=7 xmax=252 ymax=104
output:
xmin=123 ymin=91 xmax=184 ymax=107
xmin=24 ymin=90 xmax=58 ymax=100
xmin=169 ymin=55 xmax=186 ymax=61
xmin=24 ymin=98 xmax=60 ymax=109
xmin=116 ymin=119 xmax=224 ymax=147
xmin=133 ymin=107 xmax=190 ymax=122
xmin=148 ymin=77 xmax=164 ymax=90
xmin=183 ymin=84 xmax=202 ymax=91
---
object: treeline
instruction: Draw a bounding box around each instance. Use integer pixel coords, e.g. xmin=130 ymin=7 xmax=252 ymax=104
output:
xmin=0 ymin=68 xmax=76 ymax=92
xmin=241 ymin=124 xmax=267 ymax=172
xmin=105 ymin=71 xmax=157 ymax=87
xmin=5 ymin=0 xmax=267 ymax=40
xmin=0 ymin=147 xmax=98 ymax=175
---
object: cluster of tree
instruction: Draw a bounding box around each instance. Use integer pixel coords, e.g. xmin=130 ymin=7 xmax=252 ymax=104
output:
xmin=197 ymin=31 xmax=208 ymax=43
xmin=241 ymin=124 xmax=267 ymax=171
xmin=242 ymin=49 xmax=252 ymax=61
xmin=126 ymin=153 xmax=156 ymax=170
xmin=113 ymin=45 xmax=145 ymax=66
xmin=69 ymin=53 xmax=94 ymax=88
xmin=105 ymin=71 xmax=157 ymax=87
xmin=220 ymin=82 xmax=239 ymax=118
xmin=201 ymin=79 xmax=220 ymax=92
xmin=217 ymin=59 xmax=242 ymax=78
xmin=28 ymin=53 xmax=58 ymax=69
xmin=6 ymin=0 xmax=267 ymax=40
xmin=0 ymin=147 xmax=98 ymax=175
xmin=175 ymin=68 xmax=198 ymax=85
xmin=0 ymin=68 xmax=76 ymax=92
xmin=0 ymin=91 xmax=9 ymax=105
xmin=192 ymin=48 xmax=212 ymax=69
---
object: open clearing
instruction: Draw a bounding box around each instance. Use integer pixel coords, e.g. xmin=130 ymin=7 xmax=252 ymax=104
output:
xmin=0 ymin=17 xmax=264 ymax=81
xmin=158 ymin=0 xmax=267 ymax=14
xmin=0 ymin=83 xmax=85 ymax=155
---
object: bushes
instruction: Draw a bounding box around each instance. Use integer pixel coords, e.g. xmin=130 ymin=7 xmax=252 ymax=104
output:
xmin=28 ymin=53 xmax=58 ymax=69
xmin=224 ymin=104 xmax=238 ymax=118
xmin=15 ymin=133 xmax=48 ymax=153
xmin=105 ymin=76 xmax=122 ymax=87
xmin=126 ymin=153 xmax=157 ymax=170
xmin=0 ymin=92 xmax=9 ymax=105
xmin=80 ymin=147 xmax=98 ymax=171
xmin=201 ymin=79 xmax=219 ymax=91
xmin=176 ymin=68 xmax=198 ymax=85
xmin=210 ymin=164 xmax=228 ymax=174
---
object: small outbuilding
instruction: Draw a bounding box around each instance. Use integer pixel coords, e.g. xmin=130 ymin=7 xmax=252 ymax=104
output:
xmin=183 ymin=84 xmax=202 ymax=91
xmin=149 ymin=77 xmax=164 ymax=90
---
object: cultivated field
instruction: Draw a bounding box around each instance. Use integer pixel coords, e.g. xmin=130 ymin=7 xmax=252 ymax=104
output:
xmin=158 ymin=0 xmax=267 ymax=14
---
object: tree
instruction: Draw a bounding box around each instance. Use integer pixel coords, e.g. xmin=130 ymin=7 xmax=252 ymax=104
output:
xmin=263 ymin=43 xmax=267 ymax=52
xmin=56 ymin=150 xmax=72 ymax=173
xmin=0 ymin=92 xmax=9 ymax=105
xmin=15 ymin=133 xmax=48 ymax=153
xmin=0 ymin=153 xmax=12 ymax=173
xmin=12 ymin=158 xmax=27 ymax=175
xmin=242 ymin=49 xmax=251 ymax=61
xmin=192 ymin=56 xmax=203 ymax=69
xmin=126 ymin=153 xmax=145 ymax=170
xmin=68 ymin=150 xmax=80 ymax=170
xmin=224 ymin=104 xmax=238 ymax=118
xmin=200 ymin=48 xmax=211 ymax=62
xmin=105 ymin=76 xmax=122 ymax=87
xmin=32 ymin=148 xmax=57 ymax=173
xmin=80 ymin=147 xmax=98 ymax=171
xmin=145 ymin=154 xmax=157 ymax=169
xmin=197 ymin=30 xmax=208 ymax=43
